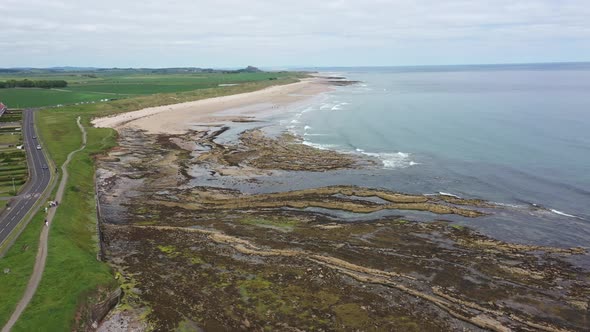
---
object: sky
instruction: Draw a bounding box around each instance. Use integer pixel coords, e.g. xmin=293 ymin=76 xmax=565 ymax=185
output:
xmin=1 ymin=0 xmax=589 ymax=68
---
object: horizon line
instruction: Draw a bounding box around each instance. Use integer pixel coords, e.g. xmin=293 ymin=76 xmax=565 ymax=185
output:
xmin=1 ymin=61 xmax=590 ymax=71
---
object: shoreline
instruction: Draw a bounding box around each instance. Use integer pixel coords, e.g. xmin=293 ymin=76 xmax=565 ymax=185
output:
xmin=92 ymin=77 xmax=333 ymax=135
xmin=91 ymin=72 xmax=590 ymax=331
xmin=94 ymin=115 xmax=590 ymax=331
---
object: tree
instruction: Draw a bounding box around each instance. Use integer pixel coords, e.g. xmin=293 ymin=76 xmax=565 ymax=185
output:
xmin=0 ymin=79 xmax=68 ymax=89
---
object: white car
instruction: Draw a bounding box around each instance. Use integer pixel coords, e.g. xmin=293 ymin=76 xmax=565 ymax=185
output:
xmin=36 ymin=145 xmax=41 ymax=150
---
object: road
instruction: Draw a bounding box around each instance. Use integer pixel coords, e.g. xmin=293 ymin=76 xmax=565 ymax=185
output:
xmin=0 ymin=109 xmax=51 ymax=246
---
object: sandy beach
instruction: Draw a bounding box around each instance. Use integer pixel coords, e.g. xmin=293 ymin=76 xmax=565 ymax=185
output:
xmin=92 ymin=77 xmax=331 ymax=134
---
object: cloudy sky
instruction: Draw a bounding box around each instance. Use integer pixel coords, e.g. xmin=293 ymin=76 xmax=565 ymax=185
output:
xmin=1 ymin=0 xmax=589 ymax=68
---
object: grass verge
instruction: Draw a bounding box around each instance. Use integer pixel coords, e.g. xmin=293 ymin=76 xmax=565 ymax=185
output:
xmin=0 ymin=211 xmax=45 ymax=326
xmin=12 ymin=122 xmax=117 ymax=331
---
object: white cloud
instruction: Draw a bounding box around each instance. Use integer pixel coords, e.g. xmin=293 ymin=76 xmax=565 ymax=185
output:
xmin=0 ymin=0 xmax=589 ymax=67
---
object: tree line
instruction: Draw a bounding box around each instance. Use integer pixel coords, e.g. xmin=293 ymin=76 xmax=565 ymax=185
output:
xmin=0 ymin=79 xmax=68 ymax=89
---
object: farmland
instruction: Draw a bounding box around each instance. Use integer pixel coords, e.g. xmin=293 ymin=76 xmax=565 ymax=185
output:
xmin=0 ymin=69 xmax=299 ymax=108
xmin=0 ymin=110 xmax=27 ymax=197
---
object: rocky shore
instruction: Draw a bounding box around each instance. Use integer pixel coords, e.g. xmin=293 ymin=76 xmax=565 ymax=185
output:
xmin=95 ymin=127 xmax=590 ymax=331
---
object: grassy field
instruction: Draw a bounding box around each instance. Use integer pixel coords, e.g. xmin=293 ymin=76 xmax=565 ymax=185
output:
xmin=7 ymin=71 xmax=304 ymax=330
xmin=0 ymin=89 xmax=114 ymax=108
xmin=0 ymin=134 xmax=20 ymax=145
xmin=0 ymin=71 xmax=300 ymax=108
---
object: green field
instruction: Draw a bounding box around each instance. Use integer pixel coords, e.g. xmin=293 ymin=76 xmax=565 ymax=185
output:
xmin=0 ymin=134 xmax=20 ymax=145
xmin=0 ymin=89 xmax=114 ymax=108
xmin=6 ymin=71 xmax=304 ymax=330
xmin=0 ymin=70 xmax=301 ymax=108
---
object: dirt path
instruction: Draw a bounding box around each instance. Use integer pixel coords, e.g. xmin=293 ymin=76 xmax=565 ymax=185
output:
xmin=2 ymin=116 xmax=87 ymax=332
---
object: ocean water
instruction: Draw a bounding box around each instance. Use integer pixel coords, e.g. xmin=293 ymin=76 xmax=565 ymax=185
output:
xmin=275 ymin=64 xmax=590 ymax=248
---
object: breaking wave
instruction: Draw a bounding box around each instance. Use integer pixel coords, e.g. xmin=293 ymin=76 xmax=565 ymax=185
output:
xmin=491 ymin=201 xmax=584 ymax=220
xmin=318 ymin=102 xmax=349 ymax=111
xmin=301 ymin=141 xmax=339 ymax=151
xmin=359 ymin=151 xmax=418 ymax=169
xmin=438 ymin=192 xmax=461 ymax=198
xmin=491 ymin=202 xmax=524 ymax=209
xmin=301 ymin=141 xmax=419 ymax=169
xmin=550 ymin=209 xmax=582 ymax=219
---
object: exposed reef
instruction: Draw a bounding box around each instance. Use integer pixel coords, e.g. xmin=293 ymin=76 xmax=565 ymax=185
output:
xmin=314 ymin=75 xmax=361 ymax=86
xmin=192 ymin=128 xmax=371 ymax=172
xmin=145 ymin=185 xmax=487 ymax=218
xmin=96 ymin=127 xmax=590 ymax=331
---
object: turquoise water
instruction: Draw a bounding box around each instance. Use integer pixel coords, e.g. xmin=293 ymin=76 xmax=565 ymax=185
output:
xmin=277 ymin=64 xmax=590 ymax=247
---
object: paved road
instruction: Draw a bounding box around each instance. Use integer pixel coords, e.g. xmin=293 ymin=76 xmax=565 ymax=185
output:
xmin=0 ymin=109 xmax=51 ymax=246
xmin=2 ymin=116 xmax=85 ymax=332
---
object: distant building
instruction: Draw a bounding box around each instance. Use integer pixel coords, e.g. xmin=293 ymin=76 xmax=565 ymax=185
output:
xmin=0 ymin=102 xmax=6 ymax=117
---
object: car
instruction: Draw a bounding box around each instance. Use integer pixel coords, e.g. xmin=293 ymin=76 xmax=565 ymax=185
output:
xmin=33 ymin=136 xmax=37 ymax=139
xmin=36 ymin=145 xmax=41 ymax=150
xmin=42 ymin=165 xmax=48 ymax=170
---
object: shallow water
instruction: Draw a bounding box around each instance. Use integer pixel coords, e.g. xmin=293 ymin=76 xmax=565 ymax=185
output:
xmin=229 ymin=64 xmax=590 ymax=248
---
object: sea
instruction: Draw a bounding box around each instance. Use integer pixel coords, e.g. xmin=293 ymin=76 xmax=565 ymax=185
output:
xmin=198 ymin=63 xmax=590 ymax=253
xmin=278 ymin=63 xmax=590 ymax=250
